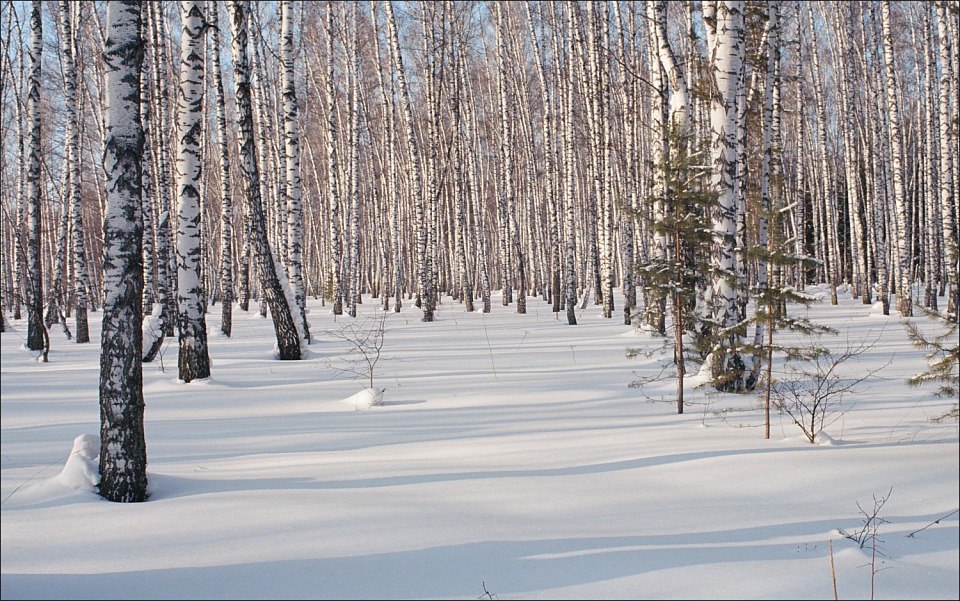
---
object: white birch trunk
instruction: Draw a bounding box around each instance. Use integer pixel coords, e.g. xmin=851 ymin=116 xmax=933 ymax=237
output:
xmin=147 ymin=2 xmax=176 ymax=336
xmin=61 ymin=1 xmax=90 ymax=343
xmin=348 ymin=2 xmax=361 ymax=318
xmin=385 ymin=0 xmax=430 ymax=322
xmin=880 ymin=0 xmax=913 ymax=317
xmin=175 ymin=0 xmax=211 ymax=382
xmin=936 ymin=2 xmax=959 ymax=318
xmin=324 ymin=2 xmax=343 ymax=315
xmin=563 ymin=4 xmax=577 ymax=325
xmin=211 ymin=0 xmax=233 ymax=337
xmin=99 ymin=0 xmax=148 ymax=503
xmin=25 ymin=0 xmax=45 ymax=351
xmin=227 ymin=0 xmax=301 ymax=360
xmin=281 ymin=0 xmax=309 ymax=340
xmin=705 ymin=0 xmax=748 ymax=391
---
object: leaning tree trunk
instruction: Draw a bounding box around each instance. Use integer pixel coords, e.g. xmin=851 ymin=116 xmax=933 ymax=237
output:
xmin=99 ymin=0 xmax=148 ymax=503
xmin=25 ymin=0 xmax=45 ymax=352
xmin=175 ymin=1 xmax=211 ymax=383
xmin=227 ymin=0 xmax=301 ymax=360
xmin=281 ymin=0 xmax=309 ymax=340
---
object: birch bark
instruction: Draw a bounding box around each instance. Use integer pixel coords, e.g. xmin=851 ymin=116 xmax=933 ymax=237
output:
xmin=175 ymin=0 xmax=211 ymax=382
xmin=25 ymin=0 xmax=44 ymax=352
xmin=99 ymin=0 xmax=148 ymax=503
xmin=228 ymin=0 xmax=301 ymax=360
xmin=880 ymin=0 xmax=913 ymax=317
xmin=705 ymin=0 xmax=748 ymax=391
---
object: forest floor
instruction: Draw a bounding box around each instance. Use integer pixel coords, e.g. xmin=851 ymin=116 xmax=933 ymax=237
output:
xmin=1 ymin=285 xmax=957 ymax=600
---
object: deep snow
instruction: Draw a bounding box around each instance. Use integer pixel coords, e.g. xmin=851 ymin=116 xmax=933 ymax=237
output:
xmin=1 ymin=286 xmax=957 ymax=600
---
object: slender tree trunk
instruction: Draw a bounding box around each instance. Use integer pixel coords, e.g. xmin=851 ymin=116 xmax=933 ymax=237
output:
xmin=880 ymin=0 xmax=913 ymax=317
xmin=25 ymin=0 xmax=45 ymax=352
xmin=326 ymin=2 xmax=344 ymax=315
xmin=451 ymin=7 xmax=474 ymax=312
xmin=563 ymin=4 xmax=577 ymax=325
xmin=525 ymin=1 xmax=560 ymax=315
xmin=12 ymin=18 xmax=26 ymax=323
xmin=385 ymin=0 xmax=430 ymax=322
xmin=616 ymin=1 xmax=637 ymax=326
xmin=147 ymin=2 xmax=176 ymax=337
xmin=936 ymin=2 xmax=959 ymax=319
xmin=495 ymin=4 xmax=526 ymax=315
xmin=63 ymin=2 xmax=89 ymax=343
xmin=793 ymin=17 xmax=807 ymax=292
xmin=45 ymin=153 xmax=70 ymax=332
xmin=211 ymin=0 xmax=233 ymax=337
xmin=369 ymin=1 xmax=404 ymax=313
xmin=347 ymin=2 xmax=362 ymax=318
xmin=806 ymin=4 xmax=839 ymax=305
xmin=281 ymin=0 xmax=309 ymax=340
xmin=752 ymin=0 xmax=779 ymax=386
xmin=175 ymin=1 xmax=211 ymax=383
xmin=140 ymin=17 xmax=157 ymax=322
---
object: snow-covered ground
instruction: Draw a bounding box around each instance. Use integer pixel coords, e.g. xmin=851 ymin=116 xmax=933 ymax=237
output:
xmin=2 ymin=286 xmax=957 ymax=600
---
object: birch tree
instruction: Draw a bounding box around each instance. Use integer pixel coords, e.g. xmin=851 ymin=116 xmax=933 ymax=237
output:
xmin=385 ymin=0 xmax=431 ymax=322
xmin=147 ymin=1 xmax=176 ymax=337
xmin=704 ymin=0 xmax=749 ymax=392
xmin=228 ymin=0 xmax=301 ymax=360
xmin=60 ymin=1 xmax=90 ymax=343
xmin=370 ymin=0 xmax=404 ymax=312
xmin=563 ymin=3 xmax=578 ymax=325
xmin=99 ymin=0 xmax=148 ymax=503
xmin=495 ymin=2 xmax=526 ymax=314
xmin=281 ymin=0 xmax=309 ymax=339
xmin=936 ymin=1 xmax=958 ymax=319
xmin=175 ymin=0 xmax=211 ymax=382
xmin=24 ymin=0 xmax=44 ymax=352
xmin=880 ymin=0 xmax=913 ymax=317
xmin=211 ymin=0 xmax=233 ymax=337
xmin=325 ymin=1 xmax=343 ymax=316
xmin=525 ymin=1 xmax=560 ymax=315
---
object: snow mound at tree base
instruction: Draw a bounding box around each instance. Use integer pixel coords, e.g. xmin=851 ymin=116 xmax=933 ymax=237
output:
xmin=341 ymin=387 xmax=384 ymax=410
xmin=2 ymin=434 xmax=100 ymax=508
xmin=58 ymin=434 xmax=100 ymax=490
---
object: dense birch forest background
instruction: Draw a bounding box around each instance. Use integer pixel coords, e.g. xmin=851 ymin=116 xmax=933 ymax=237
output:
xmin=0 ymin=0 xmax=957 ymax=386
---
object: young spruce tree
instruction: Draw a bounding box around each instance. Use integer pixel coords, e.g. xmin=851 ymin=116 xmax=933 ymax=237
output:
xmin=631 ymin=125 xmax=713 ymax=415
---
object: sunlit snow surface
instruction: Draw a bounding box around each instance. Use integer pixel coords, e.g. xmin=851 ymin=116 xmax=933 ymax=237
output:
xmin=2 ymin=287 xmax=957 ymax=600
